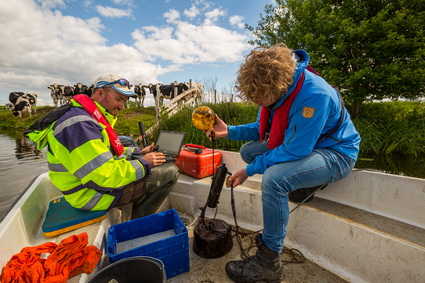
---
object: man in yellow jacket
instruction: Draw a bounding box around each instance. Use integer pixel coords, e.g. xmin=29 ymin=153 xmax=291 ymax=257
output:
xmin=26 ymin=74 xmax=179 ymax=219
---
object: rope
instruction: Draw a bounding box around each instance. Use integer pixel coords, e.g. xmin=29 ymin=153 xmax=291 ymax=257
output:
xmin=229 ymin=183 xmax=306 ymax=265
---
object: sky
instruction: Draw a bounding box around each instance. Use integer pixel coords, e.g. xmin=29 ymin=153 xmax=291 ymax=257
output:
xmin=0 ymin=0 xmax=273 ymax=107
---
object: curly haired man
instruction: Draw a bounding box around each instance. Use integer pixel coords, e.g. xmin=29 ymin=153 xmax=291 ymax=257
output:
xmin=205 ymin=44 xmax=361 ymax=282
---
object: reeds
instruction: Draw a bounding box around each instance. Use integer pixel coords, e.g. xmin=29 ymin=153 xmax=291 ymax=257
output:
xmin=354 ymin=101 xmax=425 ymax=156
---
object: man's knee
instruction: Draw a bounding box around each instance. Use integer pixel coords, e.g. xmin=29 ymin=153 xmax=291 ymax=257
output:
xmin=240 ymin=141 xmax=260 ymax=164
xmin=149 ymin=163 xmax=179 ymax=185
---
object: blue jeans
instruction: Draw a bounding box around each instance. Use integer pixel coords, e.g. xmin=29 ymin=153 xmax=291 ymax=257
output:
xmin=240 ymin=141 xmax=356 ymax=253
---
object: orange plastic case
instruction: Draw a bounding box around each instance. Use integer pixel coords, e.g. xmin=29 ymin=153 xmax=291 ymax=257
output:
xmin=175 ymin=144 xmax=222 ymax=178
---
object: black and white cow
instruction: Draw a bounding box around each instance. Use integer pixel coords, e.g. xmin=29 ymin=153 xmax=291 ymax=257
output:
xmin=60 ymin=85 xmax=74 ymax=104
xmin=150 ymin=82 xmax=190 ymax=120
xmin=85 ymin=84 xmax=94 ymax=97
xmin=5 ymin=102 xmax=14 ymax=111
xmin=9 ymin=92 xmax=25 ymax=105
xmin=48 ymin=84 xmax=63 ymax=107
xmin=9 ymin=95 xmax=31 ymax=118
xmin=7 ymin=92 xmax=37 ymax=117
xmin=133 ymin=84 xmax=147 ymax=107
xmin=74 ymin=83 xmax=88 ymax=95
xmin=25 ymin=92 xmax=38 ymax=114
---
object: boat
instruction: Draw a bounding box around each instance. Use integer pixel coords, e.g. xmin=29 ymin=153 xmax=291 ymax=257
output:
xmin=0 ymin=150 xmax=424 ymax=282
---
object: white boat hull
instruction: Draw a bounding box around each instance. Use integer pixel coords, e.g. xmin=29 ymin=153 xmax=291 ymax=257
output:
xmin=1 ymin=151 xmax=424 ymax=283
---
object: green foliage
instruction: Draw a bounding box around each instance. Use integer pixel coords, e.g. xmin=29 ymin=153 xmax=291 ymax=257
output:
xmin=354 ymin=101 xmax=425 ymax=156
xmin=154 ymin=103 xmax=259 ymax=151
xmin=247 ymin=0 xmax=425 ymax=114
xmin=1 ymin=101 xmax=423 ymax=157
xmin=0 ymin=106 xmax=54 ymax=130
xmin=115 ymin=107 xmax=157 ymax=137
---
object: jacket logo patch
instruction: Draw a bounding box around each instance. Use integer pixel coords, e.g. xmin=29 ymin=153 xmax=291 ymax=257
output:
xmin=302 ymin=107 xmax=315 ymax=118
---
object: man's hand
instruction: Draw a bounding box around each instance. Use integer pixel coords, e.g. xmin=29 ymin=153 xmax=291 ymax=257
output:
xmin=205 ymin=114 xmax=228 ymax=140
xmin=227 ymin=168 xmax=248 ymax=187
xmin=141 ymin=152 xmax=166 ymax=167
xmin=140 ymin=142 xmax=155 ymax=155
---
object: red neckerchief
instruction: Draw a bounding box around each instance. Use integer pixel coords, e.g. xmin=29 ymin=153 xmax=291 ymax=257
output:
xmin=259 ymin=72 xmax=305 ymax=149
xmin=72 ymin=94 xmax=124 ymax=156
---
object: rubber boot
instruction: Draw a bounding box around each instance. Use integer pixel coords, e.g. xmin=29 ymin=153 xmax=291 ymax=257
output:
xmin=225 ymin=234 xmax=284 ymax=283
xmin=132 ymin=163 xmax=179 ymax=219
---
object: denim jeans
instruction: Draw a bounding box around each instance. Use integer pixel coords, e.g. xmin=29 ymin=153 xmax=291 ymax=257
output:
xmin=240 ymin=140 xmax=356 ymax=253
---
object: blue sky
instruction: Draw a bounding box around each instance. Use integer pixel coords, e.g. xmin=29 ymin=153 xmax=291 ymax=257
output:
xmin=0 ymin=0 xmax=273 ymax=107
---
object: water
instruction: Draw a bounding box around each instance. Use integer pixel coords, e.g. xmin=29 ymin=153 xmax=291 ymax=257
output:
xmin=0 ymin=132 xmax=48 ymax=222
xmin=0 ymin=131 xmax=424 ymax=222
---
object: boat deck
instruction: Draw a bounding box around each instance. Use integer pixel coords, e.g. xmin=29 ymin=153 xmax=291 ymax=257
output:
xmin=167 ymin=220 xmax=347 ymax=283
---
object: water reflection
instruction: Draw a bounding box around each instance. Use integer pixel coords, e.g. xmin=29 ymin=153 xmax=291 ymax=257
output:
xmin=0 ymin=131 xmax=48 ymax=222
xmin=15 ymin=135 xmax=43 ymax=160
xmin=356 ymin=154 xmax=425 ymax=179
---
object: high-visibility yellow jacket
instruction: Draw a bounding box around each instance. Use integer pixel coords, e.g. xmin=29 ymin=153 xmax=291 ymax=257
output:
xmin=28 ymin=99 xmax=149 ymax=211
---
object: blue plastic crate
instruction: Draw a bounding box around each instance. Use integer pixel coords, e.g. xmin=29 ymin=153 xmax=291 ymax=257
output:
xmin=107 ymin=209 xmax=189 ymax=279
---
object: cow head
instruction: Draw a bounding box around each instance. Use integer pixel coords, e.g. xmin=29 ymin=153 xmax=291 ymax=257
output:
xmin=5 ymin=102 xmax=14 ymax=111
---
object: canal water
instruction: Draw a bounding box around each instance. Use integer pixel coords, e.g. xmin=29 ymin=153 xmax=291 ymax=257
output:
xmin=0 ymin=131 xmax=424 ymax=222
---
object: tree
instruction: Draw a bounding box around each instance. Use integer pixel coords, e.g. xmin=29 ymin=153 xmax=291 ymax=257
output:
xmin=203 ymin=77 xmax=218 ymax=103
xmin=247 ymin=0 xmax=425 ymax=117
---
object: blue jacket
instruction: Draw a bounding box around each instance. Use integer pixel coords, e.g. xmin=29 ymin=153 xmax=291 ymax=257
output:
xmin=227 ymin=50 xmax=361 ymax=176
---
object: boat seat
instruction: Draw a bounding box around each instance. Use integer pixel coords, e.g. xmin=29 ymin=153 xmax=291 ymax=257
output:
xmin=42 ymin=197 xmax=107 ymax=237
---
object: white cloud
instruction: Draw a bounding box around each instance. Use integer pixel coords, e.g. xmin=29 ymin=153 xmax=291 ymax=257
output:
xmin=95 ymin=5 xmax=132 ymax=18
xmin=0 ymin=0 xmax=169 ymax=106
xmin=112 ymin=0 xmax=133 ymax=5
xmin=229 ymin=15 xmax=245 ymax=29
xmin=132 ymin=20 xmax=249 ymax=65
xmin=204 ymin=8 xmax=226 ymax=25
xmin=205 ymin=8 xmax=226 ymax=25
xmin=184 ymin=5 xmax=199 ymax=19
xmin=164 ymin=9 xmax=180 ymax=23
xmin=0 ymin=0 xmax=251 ymax=106
xmin=36 ymin=0 xmax=66 ymax=9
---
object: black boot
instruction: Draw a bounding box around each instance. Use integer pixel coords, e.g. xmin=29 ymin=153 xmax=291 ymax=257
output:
xmin=288 ymin=184 xmax=327 ymax=203
xmin=225 ymin=234 xmax=284 ymax=283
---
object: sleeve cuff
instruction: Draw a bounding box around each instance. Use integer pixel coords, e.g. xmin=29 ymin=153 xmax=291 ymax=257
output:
xmin=227 ymin=125 xmax=237 ymax=139
xmin=245 ymin=165 xmax=255 ymax=177
xmin=138 ymin=158 xmax=151 ymax=176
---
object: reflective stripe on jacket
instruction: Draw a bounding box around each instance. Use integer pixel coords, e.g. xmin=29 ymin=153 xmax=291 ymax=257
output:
xmin=46 ymin=100 xmax=148 ymax=210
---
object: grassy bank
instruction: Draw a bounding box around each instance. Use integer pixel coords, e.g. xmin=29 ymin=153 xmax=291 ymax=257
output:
xmin=1 ymin=101 xmax=424 ymax=157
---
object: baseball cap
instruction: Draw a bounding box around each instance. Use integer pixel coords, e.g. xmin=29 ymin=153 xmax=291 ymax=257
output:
xmin=93 ymin=74 xmax=136 ymax=96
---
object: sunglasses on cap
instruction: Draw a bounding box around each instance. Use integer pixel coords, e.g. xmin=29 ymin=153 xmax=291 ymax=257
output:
xmin=99 ymin=78 xmax=131 ymax=89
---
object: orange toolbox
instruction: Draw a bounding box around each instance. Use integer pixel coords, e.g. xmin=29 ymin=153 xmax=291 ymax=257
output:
xmin=175 ymin=144 xmax=222 ymax=178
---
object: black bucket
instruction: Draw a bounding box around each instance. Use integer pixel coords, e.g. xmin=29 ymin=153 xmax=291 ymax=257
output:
xmin=193 ymin=219 xmax=233 ymax=258
xmin=88 ymin=256 xmax=166 ymax=283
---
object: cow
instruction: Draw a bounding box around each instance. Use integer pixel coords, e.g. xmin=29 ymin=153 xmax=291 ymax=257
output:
xmin=85 ymin=84 xmax=94 ymax=97
xmin=193 ymin=82 xmax=204 ymax=104
xmin=48 ymin=84 xmax=63 ymax=107
xmin=9 ymin=92 xmax=25 ymax=104
xmin=74 ymin=83 xmax=88 ymax=95
xmin=24 ymin=92 xmax=37 ymax=114
xmin=60 ymin=85 xmax=74 ymax=104
xmin=11 ymin=96 xmax=32 ymax=117
xmin=150 ymin=81 xmax=190 ymax=120
xmin=133 ymin=84 xmax=147 ymax=107
xmin=5 ymin=102 xmax=14 ymax=111
xmin=7 ymin=92 xmax=37 ymax=117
